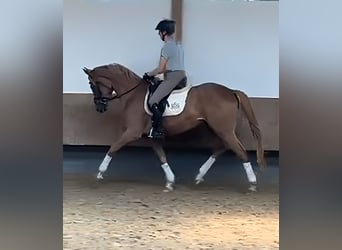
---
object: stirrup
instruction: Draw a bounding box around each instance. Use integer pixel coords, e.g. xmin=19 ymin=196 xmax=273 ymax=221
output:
xmin=148 ymin=127 xmax=164 ymax=139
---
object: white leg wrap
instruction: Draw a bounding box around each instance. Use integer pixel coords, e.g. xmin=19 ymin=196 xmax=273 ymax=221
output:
xmin=161 ymin=163 xmax=175 ymax=183
xmin=99 ymin=154 xmax=112 ymax=172
xmin=243 ymin=162 xmax=257 ymax=183
xmin=196 ymin=156 xmax=216 ymax=180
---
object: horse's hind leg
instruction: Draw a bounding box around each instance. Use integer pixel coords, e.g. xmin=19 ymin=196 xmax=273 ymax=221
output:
xmin=209 ymin=127 xmax=258 ymax=192
xmin=97 ymin=154 xmax=112 ymax=180
xmin=152 ymin=141 xmax=175 ymax=192
xmin=224 ymin=133 xmax=257 ymax=192
xmin=195 ymin=147 xmax=226 ymax=185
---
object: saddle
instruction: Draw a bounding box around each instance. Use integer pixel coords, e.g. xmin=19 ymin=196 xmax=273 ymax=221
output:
xmin=147 ymin=76 xmax=187 ymax=114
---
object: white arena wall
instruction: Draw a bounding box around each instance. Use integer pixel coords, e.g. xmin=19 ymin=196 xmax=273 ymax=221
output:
xmin=63 ymin=0 xmax=278 ymax=98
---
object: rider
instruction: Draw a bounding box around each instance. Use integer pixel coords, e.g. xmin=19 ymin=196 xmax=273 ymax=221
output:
xmin=143 ymin=19 xmax=187 ymax=139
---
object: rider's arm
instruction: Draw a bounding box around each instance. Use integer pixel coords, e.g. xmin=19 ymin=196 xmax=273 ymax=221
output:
xmin=148 ymin=43 xmax=171 ymax=76
xmin=148 ymin=56 xmax=167 ymax=76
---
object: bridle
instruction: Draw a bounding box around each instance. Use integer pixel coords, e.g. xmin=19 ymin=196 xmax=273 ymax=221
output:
xmin=89 ymin=78 xmax=145 ymax=106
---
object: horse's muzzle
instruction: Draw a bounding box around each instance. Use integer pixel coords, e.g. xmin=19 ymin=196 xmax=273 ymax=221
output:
xmin=94 ymin=98 xmax=108 ymax=113
xmin=95 ymin=104 xmax=107 ymax=113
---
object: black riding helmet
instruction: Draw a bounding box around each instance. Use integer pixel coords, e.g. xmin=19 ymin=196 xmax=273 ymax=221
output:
xmin=155 ymin=19 xmax=176 ymax=35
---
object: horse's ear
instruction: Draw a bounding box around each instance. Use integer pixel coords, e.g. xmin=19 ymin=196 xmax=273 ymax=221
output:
xmin=82 ymin=67 xmax=91 ymax=75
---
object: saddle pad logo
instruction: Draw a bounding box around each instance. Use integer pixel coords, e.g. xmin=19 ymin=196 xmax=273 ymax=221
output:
xmin=170 ymin=102 xmax=180 ymax=110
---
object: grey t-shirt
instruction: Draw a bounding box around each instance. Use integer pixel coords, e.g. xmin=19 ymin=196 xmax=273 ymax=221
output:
xmin=161 ymin=40 xmax=185 ymax=71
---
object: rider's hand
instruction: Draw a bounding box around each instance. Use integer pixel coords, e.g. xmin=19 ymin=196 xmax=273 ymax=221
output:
xmin=143 ymin=73 xmax=154 ymax=82
xmin=143 ymin=72 xmax=150 ymax=81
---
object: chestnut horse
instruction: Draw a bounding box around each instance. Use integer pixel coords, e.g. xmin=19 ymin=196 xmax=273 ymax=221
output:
xmin=82 ymin=63 xmax=266 ymax=192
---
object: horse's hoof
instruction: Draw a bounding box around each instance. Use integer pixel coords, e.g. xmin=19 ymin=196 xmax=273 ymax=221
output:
xmin=248 ymin=185 xmax=257 ymax=192
xmin=195 ymin=177 xmax=204 ymax=185
xmin=163 ymin=182 xmax=174 ymax=192
xmin=96 ymin=172 xmax=104 ymax=180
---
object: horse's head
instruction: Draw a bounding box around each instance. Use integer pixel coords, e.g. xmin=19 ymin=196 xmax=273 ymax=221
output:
xmin=83 ymin=64 xmax=145 ymax=113
xmin=82 ymin=66 xmax=117 ymax=113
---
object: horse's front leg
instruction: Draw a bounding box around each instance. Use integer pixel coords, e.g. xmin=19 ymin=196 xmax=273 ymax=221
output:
xmin=151 ymin=141 xmax=175 ymax=192
xmin=97 ymin=129 xmax=141 ymax=180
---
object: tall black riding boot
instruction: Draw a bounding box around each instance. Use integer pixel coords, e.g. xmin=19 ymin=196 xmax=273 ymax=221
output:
xmin=148 ymin=103 xmax=164 ymax=139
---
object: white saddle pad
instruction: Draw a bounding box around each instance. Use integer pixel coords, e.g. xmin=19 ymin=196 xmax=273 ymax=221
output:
xmin=144 ymin=85 xmax=192 ymax=117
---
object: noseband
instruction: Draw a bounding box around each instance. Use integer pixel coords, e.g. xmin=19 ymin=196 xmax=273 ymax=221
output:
xmin=89 ymin=83 xmax=113 ymax=106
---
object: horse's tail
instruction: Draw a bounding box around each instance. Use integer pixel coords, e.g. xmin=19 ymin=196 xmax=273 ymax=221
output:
xmin=234 ymin=90 xmax=266 ymax=170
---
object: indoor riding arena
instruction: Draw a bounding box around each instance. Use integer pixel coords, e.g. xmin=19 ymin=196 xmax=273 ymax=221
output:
xmin=63 ymin=0 xmax=279 ymax=249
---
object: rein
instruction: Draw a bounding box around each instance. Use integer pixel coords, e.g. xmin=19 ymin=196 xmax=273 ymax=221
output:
xmin=94 ymin=79 xmax=146 ymax=104
xmin=113 ymin=80 xmax=144 ymax=99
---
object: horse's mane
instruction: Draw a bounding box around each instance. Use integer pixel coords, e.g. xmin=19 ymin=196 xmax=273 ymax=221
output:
xmin=92 ymin=63 xmax=142 ymax=84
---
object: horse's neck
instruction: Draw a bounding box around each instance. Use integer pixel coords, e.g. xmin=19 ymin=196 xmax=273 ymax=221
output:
xmin=118 ymin=78 xmax=148 ymax=105
xmin=110 ymin=65 xmax=149 ymax=106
